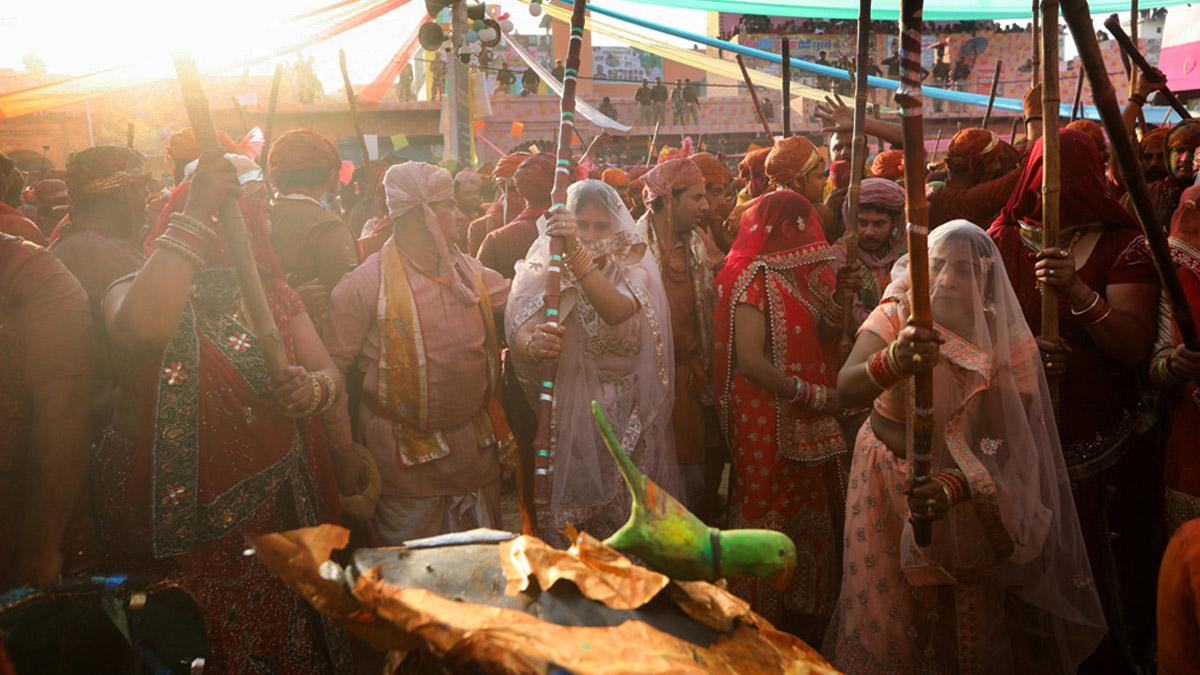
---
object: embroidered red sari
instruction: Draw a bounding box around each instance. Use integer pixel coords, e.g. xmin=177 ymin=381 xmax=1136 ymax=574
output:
xmin=94 ymin=183 xmax=348 ymax=673
xmin=713 ymin=190 xmax=848 ymax=640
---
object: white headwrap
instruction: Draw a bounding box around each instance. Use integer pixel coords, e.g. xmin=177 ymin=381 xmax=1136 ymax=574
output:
xmin=383 ymin=162 xmax=478 ymax=304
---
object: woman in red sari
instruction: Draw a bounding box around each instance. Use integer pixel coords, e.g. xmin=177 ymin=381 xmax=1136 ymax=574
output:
xmin=714 ymin=190 xmax=856 ymax=642
xmin=988 ymin=128 xmax=1161 ymax=672
xmin=98 ymin=153 xmax=353 ymax=673
xmin=1152 ymin=185 xmax=1200 ymax=498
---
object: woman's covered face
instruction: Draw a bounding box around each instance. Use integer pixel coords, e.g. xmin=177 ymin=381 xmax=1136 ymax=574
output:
xmin=929 ymin=238 xmax=981 ymax=330
xmin=576 ymin=202 xmax=615 ymax=245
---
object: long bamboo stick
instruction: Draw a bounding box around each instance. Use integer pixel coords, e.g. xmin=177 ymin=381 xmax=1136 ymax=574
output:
xmin=839 ymin=0 xmax=874 ymax=361
xmin=1041 ymin=0 xmax=1063 ymax=411
xmin=530 ymin=0 xmax=589 ymax=522
xmin=736 ymin=55 xmax=776 ymax=140
xmin=1103 ymin=14 xmax=1191 ymax=120
xmin=931 ymin=127 xmax=944 ymax=163
xmin=126 ymin=122 xmax=135 ymax=149
xmin=260 ymin=64 xmax=284 ymax=171
xmin=172 ymin=53 xmax=289 ymax=378
xmin=645 ymin=120 xmax=660 ymax=165
xmin=1031 ymin=1 xmax=1041 ymax=88
xmin=1071 ymin=72 xmax=1086 ymax=121
xmin=339 ymin=50 xmax=372 ymax=163
xmin=897 ymin=0 xmax=934 ymax=549
xmin=782 ymin=38 xmax=792 ymax=137
xmin=981 ymin=60 xmax=1003 ymax=128
xmin=1063 ymin=0 xmax=1200 ymax=351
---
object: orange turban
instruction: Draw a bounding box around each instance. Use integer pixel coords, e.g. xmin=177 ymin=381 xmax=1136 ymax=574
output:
xmin=1066 ymin=120 xmax=1106 ymax=156
xmin=870 ymin=149 xmax=905 ymax=180
xmin=167 ymin=128 xmax=236 ymax=164
xmin=765 ymin=136 xmax=821 ymax=187
xmin=1140 ymin=127 xmax=1169 ymax=154
xmin=267 ymin=129 xmax=341 ymax=176
xmin=513 ymin=153 xmax=556 ymax=204
xmin=946 ymin=128 xmax=1000 ymax=171
xmin=494 ymin=152 xmax=531 ymax=179
xmin=738 ymin=147 xmax=769 ymax=181
xmin=602 ymin=167 xmax=629 ymax=188
xmin=689 ymin=152 xmax=732 ymax=186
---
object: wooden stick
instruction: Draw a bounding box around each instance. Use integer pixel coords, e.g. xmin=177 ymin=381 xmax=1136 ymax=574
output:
xmin=171 ymin=52 xmax=289 ymax=378
xmin=1041 ymin=0 xmax=1063 ymax=411
xmin=260 ymin=64 xmax=284 ymax=170
xmin=1071 ymin=72 xmax=1086 ymax=121
xmin=530 ymin=0 xmax=589 ymax=525
xmin=1103 ymin=14 xmax=1191 ymax=119
xmin=339 ymin=49 xmax=372 ymax=163
xmin=231 ymin=96 xmax=249 ymax=135
xmin=736 ymin=54 xmax=775 ymax=140
xmin=782 ymin=38 xmax=792 ymax=137
xmin=1130 ymin=0 xmax=1139 ymax=97
xmin=981 ymin=60 xmax=1003 ymax=128
xmin=897 ymin=0 xmax=934 ymax=548
xmin=1064 ymin=0 xmax=1200 ymax=350
xmin=126 ymin=122 xmax=135 ymax=149
xmin=931 ymin=127 xmax=944 ymax=163
xmin=839 ymin=0 xmax=873 ymax=361
xmin=1010 ymin=116 xmax=1022 ymax=144
xmin=645 ymin=120 xmax=660 ymax=165
xmin=1031 ymin=0 xmax=1041 ymax=88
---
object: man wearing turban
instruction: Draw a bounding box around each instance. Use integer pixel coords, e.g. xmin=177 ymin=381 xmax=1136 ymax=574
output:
xmin=467 ymin=152 xmax=529 ymax=256
xmin=928 ymin=126 xmax=1029 ymax=229
xmin=266 ymin=129 xmax=358 ymax=324
xmin=736 ymin=146 xmax=771 ymax=204
xmin=478 ymin=152 xmax=555 ymax=279
xmin=635 ymin=157 xmax=715 ymax=513
xmin=48 ymin=145 xmax=150 ymax=436
xmin=832 ymin=178 xmax=907 ymax=331
xmin=601 ymin=167 xmax=632 ymax=211
xmin=688 ymin=152 xmax=736 ymax=252
xmin=765 ymin=136 xmax=845 ymax=237
xmin=324 ymin=161 xmax=514 ymax=543
xmin=870 ymin=149 xmax=904 ymax=181
xmin=1121 ymin=119 xmax=1200 ymax=234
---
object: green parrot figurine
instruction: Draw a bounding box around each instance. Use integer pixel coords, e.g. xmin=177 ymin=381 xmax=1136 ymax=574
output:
xmin=592 ymin=402 xmax=797 ymax=588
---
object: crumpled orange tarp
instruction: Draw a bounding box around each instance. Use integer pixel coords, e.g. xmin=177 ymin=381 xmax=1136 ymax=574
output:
xmin=251 ymin=526 xmax=840 ymax=674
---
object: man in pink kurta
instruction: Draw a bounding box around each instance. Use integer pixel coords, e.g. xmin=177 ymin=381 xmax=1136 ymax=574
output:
xmin=324 ymin=162 xmax=512 ymax=543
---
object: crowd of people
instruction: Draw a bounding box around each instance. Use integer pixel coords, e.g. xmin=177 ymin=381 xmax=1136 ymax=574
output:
xmin=2 ymin=55 xmax=1200 ymax=675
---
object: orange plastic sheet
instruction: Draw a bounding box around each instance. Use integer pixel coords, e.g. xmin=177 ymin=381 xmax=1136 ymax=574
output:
xmin=251 ymin=526 xmax=840 ymax=674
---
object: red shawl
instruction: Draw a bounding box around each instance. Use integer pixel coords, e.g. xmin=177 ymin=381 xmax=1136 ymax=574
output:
xmin=714 ymin=190 xmax=843 ymax=461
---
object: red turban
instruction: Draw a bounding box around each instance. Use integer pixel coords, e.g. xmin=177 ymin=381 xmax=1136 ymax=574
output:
xmin=494 ymin=152 xmax=531 ymax=179
xmin=267 ymin=129 xmax=341 ymax=176
xmin=870 ymin=149 xmax=905 ymax=180
xmin=1167 ymin=120 xmax=1200 ymax=151
xmin=765 ymin=136 xmax=821 ymax=188
xmin=1140 ymin=127 xmax=1169 ymax=154
xmin=946 ymin=128 xmax=1000 ymax=172
xmin=641 ymin=158 xmax=704 ymax=205
xmin=1066 ymin=120 xmax=1106 ymax=156
xmin=689 ymin=152 xmax=732 ymax=186
xmin=513 ymin=153 xmax=556 ymax=205
xmin=738 ymin=147 xmax=771 ymax=197
xmin=167 ymin=128 xmax=236 ymax=164
xmin=602 ymin=167 xmax=629 ymax=187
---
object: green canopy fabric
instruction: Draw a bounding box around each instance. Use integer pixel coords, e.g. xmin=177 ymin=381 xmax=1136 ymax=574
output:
xmin=606 ymin=0 xmax=1189 ymax=21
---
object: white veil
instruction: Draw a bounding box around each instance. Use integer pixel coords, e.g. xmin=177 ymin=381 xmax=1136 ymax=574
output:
xmin=506 ymin=180 xmax=680 ymax=537
xmin=883 ymin=220 xmax=1106 ymax=672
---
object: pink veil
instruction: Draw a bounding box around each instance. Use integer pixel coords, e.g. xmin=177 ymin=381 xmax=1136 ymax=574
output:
xmin=882 ymin=220 xmax=1106 ymax=672
xmin=505 ymin=180 xmax=680 ymax=537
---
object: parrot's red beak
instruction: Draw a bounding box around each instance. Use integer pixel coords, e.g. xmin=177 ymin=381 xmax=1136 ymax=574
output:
xmin=769 ymin=560 xmax=796 ymax=593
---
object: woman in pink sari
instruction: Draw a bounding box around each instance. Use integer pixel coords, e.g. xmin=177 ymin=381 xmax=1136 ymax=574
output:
xmin=827 ymin=221 xmax=1105 ymax=674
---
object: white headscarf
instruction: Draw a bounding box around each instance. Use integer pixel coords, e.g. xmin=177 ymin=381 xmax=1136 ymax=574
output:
xmin=506 ymin=180 xmax=680 ymax=537
xmin=383 ymin=162 xmax=477 ymax=304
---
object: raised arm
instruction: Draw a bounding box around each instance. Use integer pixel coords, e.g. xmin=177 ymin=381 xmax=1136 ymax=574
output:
xmin=105 ymin=151 xmax=240 ymax=350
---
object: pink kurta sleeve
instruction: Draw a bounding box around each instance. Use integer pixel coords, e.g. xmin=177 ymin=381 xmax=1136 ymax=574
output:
xmin=322 ymin=254 xmax=380 ymax=448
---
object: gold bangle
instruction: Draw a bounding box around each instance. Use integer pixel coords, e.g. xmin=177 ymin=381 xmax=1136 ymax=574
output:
xmin=155 ymin=235 xmax=206 ymax=268
xmin=1087 ymin=305 xmax=1113 ymax=326
xmin=1070 ymin=291 xmax=1101 ymax=316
